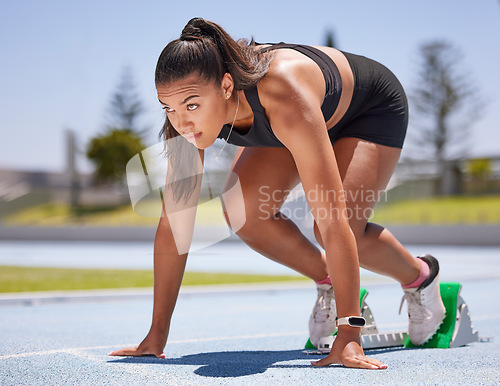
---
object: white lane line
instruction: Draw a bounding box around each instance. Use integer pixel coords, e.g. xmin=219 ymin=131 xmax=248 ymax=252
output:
xmin=4 ymin=312 xmax=498 ymax=361
xmin=0 ymin=348 xmax=85 ymax=360
xmin=0 ymin=331 xmax=307 ymax=360
xmin=65 ymin=348 xmax=194 ymax=385
xmin=0 ymin=282 xmax=314 ymax=306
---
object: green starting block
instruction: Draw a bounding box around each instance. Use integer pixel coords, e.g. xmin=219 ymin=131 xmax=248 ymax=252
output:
xmin=305 ymin=282 xmax=479 ymax=352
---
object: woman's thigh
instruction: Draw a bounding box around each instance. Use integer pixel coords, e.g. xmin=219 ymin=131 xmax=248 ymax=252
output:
xmin=223 ymin=147 xmax=300 ymax=228
xmin=314 ymin=136 xmax=401 ymax=240
xmin=225 ymin=138 xmax=400 ymax=239
xmin=335 ymin=137 xmax=401 ymax=233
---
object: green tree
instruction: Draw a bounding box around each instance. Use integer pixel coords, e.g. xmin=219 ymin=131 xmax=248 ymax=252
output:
xmin=466 ymin=157 xmax=493 ymax=194
xmin=467 ymin=158 xmax=492 ymax=179
xmin=106 ymin=66 xmax=148 ymax=137
xmin=87 ymin=66 xmax=147 ymax=185
xmin=87 ymin=129 xmax=144 ymax=185
xmin=324 ymin=30 xmax=336 ymax=48
xmin=408 ymin=40 xmax=481 ymax=195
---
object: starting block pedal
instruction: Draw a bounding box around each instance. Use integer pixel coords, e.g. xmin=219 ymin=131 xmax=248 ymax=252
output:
xmin=305 ymin=282 xmax=479 ymax=353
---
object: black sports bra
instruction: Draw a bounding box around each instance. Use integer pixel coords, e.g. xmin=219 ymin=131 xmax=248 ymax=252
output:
xmin=217 ymin=43 xmax=342 ymax=147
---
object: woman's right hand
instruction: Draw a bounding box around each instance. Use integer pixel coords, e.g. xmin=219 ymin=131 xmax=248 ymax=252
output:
xmin=108 ymin=329 xmax=167 ymax=359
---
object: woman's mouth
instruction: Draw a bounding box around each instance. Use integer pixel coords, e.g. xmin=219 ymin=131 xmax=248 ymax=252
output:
xmin=184 ymin=132 xmax=202 ymax=143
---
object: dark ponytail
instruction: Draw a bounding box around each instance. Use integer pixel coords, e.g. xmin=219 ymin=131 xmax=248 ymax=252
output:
xmin=156 ymin=18 xmax=272 ymax=203
xmin=156 ymin=17 xmax=271 ymax=90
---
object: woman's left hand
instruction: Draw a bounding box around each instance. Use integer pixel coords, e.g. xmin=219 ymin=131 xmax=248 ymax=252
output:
xmin=311 ymin=328 xmax=388 ymax=370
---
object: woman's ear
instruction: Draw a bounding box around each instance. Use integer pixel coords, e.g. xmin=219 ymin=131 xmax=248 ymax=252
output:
xmin=221 ymin=73 xmax=235 ymax=99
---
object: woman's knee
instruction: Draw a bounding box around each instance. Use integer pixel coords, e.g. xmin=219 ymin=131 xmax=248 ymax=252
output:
xmin=223 ymin=200 xmax=269 ymax=241
xmin=313 ymin=219 xmax=373 ymax=250
xmin=352 ymin=223 xmax=385 ymax=258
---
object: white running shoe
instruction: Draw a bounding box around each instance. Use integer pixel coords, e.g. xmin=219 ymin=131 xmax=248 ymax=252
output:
xmin=399 ymin=254 xmax=446 ymax=346
xmin=308 ymin=283 xmax=336 ymax=347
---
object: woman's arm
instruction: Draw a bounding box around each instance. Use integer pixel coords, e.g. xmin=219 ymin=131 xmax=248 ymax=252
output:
xmin=109 ymin=149 xmax=204 ymax=358
xmin=260 ymin=66 xmax=386 ymax=369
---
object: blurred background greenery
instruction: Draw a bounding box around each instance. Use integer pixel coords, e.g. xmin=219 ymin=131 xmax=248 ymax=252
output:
xmin=2 ymin=34 xmax=499 ymax=228
xmin=1 ymin=2 xmax=499 ymax=294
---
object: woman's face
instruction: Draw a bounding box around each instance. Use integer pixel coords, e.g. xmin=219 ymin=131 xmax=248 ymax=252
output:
xmin=157 ymin=74 xmax=230 ymax=149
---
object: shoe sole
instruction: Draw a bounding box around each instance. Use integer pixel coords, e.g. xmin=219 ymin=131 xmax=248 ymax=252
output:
xmin=412 ymin=309 xmax=446 ymax=346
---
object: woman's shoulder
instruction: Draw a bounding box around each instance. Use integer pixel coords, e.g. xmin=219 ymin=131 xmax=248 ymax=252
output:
xmin=256 ymin=48 xmax=325 ymax=114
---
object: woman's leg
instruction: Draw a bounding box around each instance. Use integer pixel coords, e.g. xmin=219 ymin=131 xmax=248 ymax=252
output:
xmin=225 ymin=140 xmax=421 ymax=286
xmin=224 ymin=138 xmax=443 ymax=347
xmin=313 ymin=137 xmax=421 ymax=285
xmin=314 ymin=137 xmax=445 ymax=346
xmin=223 ymin=146 xmax=328 ymax=281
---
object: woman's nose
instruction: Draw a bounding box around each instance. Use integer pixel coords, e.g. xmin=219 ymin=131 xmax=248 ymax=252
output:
xmin=174 ymin=115 xmax=194 ymax=134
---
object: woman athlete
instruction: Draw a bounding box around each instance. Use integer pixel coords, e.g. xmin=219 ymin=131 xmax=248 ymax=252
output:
xmin=110 ymin=18 xmax=446 ymax=369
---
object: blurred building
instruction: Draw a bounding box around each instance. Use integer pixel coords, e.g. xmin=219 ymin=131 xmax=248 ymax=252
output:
xmin=0 ymin=167 xmax=129 ymax=219
xmin=1 ymin=156 xmax=499 ymax=221
xmin=387 ymin=156 xmax=500 ymax=201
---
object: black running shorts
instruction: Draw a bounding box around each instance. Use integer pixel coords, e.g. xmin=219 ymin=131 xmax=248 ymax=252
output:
xmin=328 ymin=51 xmax=409 ymax=149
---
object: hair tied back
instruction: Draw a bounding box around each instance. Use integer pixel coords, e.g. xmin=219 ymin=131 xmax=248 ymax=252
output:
xmin=156 ymin=17 xmax=273 ymax=203
xmin=180 ymin=17 xmax=213 ymax=41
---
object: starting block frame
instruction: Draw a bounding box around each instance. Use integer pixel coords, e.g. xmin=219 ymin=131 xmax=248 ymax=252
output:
xmin=306 ymin=282 xmax=479 ymax=353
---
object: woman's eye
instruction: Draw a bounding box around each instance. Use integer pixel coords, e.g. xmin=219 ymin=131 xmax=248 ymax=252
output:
xmin=187 ymin=104 xmax=199 ymax=111
xmin=162 ymin=106 xmax=174 ymax=113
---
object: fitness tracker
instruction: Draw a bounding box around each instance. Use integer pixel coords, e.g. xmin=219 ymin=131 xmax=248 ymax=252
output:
xmin=336 ymin=316 xmax=366 ymax=328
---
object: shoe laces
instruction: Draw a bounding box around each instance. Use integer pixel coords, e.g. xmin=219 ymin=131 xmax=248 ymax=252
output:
xmin=313 ymin=286 xmax=335 ymax=322
xmin=399 ymin=291 xmax=431 ymax=322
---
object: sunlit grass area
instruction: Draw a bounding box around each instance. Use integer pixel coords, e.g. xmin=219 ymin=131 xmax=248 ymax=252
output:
xmin=371 ymin=195 xmax=500 ymax=225
xmin=3 ymin=198 xmax=226 ymax=227
xmin=0 ymin=266 xmax=308 ymax=293
xmin=3 ymin=194 xmax=500 ymax=226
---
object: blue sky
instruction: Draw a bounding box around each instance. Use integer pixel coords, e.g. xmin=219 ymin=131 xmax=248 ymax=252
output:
xmin=1 ymin=0 xmax=499 ymax=173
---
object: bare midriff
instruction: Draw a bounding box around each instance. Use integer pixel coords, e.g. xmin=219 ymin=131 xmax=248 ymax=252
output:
xmin=314 ymin=46 xmax=355 ymax=130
